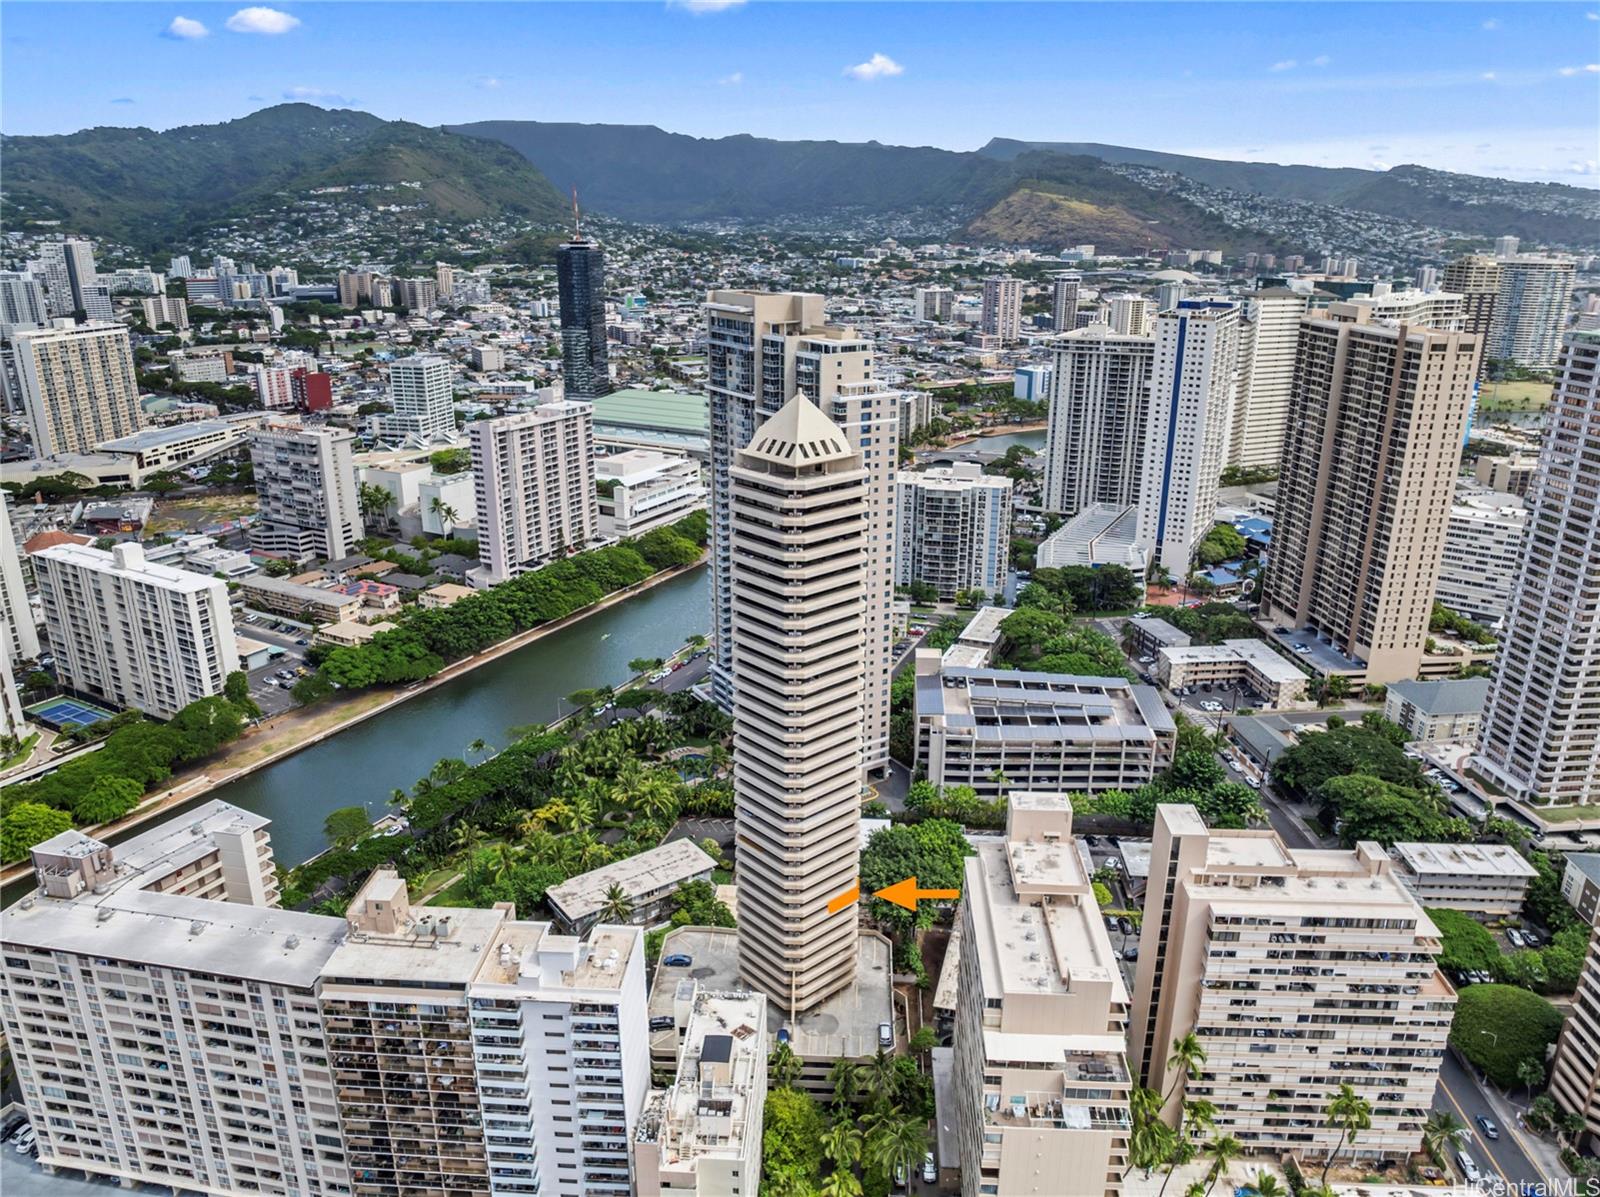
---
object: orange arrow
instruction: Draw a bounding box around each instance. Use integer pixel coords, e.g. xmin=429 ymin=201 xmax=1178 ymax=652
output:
xmin=871 ymin=876 xmax=961 ymax=912
xmin=826 ymin=883 xmax=860 ymax=915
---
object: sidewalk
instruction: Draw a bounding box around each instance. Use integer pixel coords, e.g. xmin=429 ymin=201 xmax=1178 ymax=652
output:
xmin=1480 ymin=1082 xmax=1568 ymax=1183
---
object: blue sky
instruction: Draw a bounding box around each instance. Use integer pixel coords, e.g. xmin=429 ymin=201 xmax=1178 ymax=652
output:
xmin=4 ymin=1 xmax=1597 ymax=183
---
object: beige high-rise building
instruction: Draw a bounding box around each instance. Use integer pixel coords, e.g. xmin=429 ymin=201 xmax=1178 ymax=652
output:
xmin=729 ymin=394 xmax=868 ymax=1017
xmin=1042 ymin=326 xmax=1154 ymax=516
xmin=35 ymin=542 xmax=239 ymax=720
xmin=704 ymin=291 xmax=895 ymax=776
xmin=982 ymin=276 xmax=1023 ymax=342
xmin=1489 ymin=256 xmax=1576 ymax=367
xmin=1 ymin=490 xmax=40 ymax=665
xmin=1052 ymin=274 xmax=1082 ymax=332
xmin=952 ymin=792 xmax=1132 ymax=1197
xmin=14 ymin=320 xmax=143 ymax=457
xmin=1260 ymin=303 xmax=1479 ymax=685
xmin=469 ymin=401 xmax=597 ymax=586
xmin=1550 ymin=935 xmax=1600 ymax=1146
xmin=248 ymin=424 xmax=365 ymax=563
xmin=1474 ymin=329 xmax=1600 ymax=807
xmin=1227 ymin=289 xmax=1310 ymax=469
xmin=1129 ymin=805 xmax=1456 ymax=1158
xmin=1441 ymin=255 xmax=1499 ymax=346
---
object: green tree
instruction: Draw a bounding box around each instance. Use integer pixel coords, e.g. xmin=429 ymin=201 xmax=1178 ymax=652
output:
xmin=599 ymin=882 xmax=634 ymax=923
xmin=72 ymin=775 xmax=144 ymax=824
xmin=770 ymin=1041 xmax=803 ymax=1089
xmin=1516 ymin=1057 xmax=1546 ymax=1098
xmin=1320 ymin=1084 xmax=1371 ymax=1187
xmin=322 ymin=805 xmax=372 ymax=847
xmin=762 ymin=1087 xmax=825 ymax=1196
xmin=1422 ymin=1110 xmax=1468 ymax=1166
xmin=821 ymin=1118 xmax=863 ymax=1172
xmin=1 ymin=802 xmax=74 ymax=863
xmin=908 ymin=1026 xmax=939 ymax=1055
xmin=1204 ymin=1135 xmax=1243 ymax=1197
xmin=1449 ymin=984 xmax=1564 ymax=1087
xmin=1163 ymin=1033 xmax=1207 ymax=1106
xmin=866 ymin=1110 xmax=928 ymax=1186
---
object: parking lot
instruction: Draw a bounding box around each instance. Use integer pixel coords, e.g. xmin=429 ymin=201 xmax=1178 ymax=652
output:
xmin=233 ymin=614 xmax=314 ymax=716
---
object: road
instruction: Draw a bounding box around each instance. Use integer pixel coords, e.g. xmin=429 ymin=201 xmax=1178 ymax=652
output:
xmin=1434 ymin=1052 xmax=1550 ymax=1186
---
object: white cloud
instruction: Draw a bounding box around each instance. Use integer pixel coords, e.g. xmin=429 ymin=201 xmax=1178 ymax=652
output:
xmin=718 ymin=71 xmax=743 ymax=86
xmin=1309 ymin=54 xmax=1331 ymax=67
xmin=1588 ymin=11 xmax=1599 ymax=19
xmin=668 ymin=0 xmax=746 ymax=12
xmin=1269 ymin=59 xmax=1297 ymax=72
xmin=1481 ymin=18 xmax=1501 ymax=30
xmin=1481 ymin=71 xmax=1497 ymax=80
xmin=477 ymin=76 xmax=504 ymax=90
xmin=226 ymin=7 xmax=300 ymax=34
xmin=162 ymin=16 xmax=209 ymax=39
xmin=845 ymin=53 xmax=904 ymax=81
xmin=283 ymin=85 xmax=348 ymax=103
xmin=1558 ymin=64 xmax=1600 ymax=75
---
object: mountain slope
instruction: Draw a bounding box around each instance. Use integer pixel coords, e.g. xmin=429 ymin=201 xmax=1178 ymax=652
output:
xmin=2 ymin=105 xmax=567 ymax=249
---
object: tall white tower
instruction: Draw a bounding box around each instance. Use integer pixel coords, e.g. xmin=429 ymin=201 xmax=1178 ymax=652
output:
xmin=730 ymin=394 xmax=868 ymax=1018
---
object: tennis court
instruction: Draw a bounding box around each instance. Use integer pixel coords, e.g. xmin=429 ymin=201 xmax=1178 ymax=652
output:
xmin=25 ymin=696 xmax=117 ymax=731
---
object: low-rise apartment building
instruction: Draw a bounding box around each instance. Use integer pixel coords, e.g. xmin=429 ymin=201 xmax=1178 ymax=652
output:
xmin=238 ymin=574 xmax=364 ymax=624
xmin=1156 ymin=639 xmax=1308 ymax=708
xmin=952 ymin=792 xmax=1132 ymax=1197
xmin=1382 ymin=678 xmax=1491 ymax=743
xmin=1389 ymin=841 xmax=1537 ymax=916
xmin=913 ymin=650 xmax=1176 ymax=799
xmin=545 ymin=840 xmax=717 ymax=936
xmin=594 ymin=449 xmax=707 ymax=540
xmin=1129 ymin=805 xmax=1456 ymax=1159
xmin=632 ymin=988 xmax=768 ymax=1197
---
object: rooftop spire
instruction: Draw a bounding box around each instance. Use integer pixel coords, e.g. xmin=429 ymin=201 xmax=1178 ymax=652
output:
xmin=571 ymin=185 xmax=582 ymax=239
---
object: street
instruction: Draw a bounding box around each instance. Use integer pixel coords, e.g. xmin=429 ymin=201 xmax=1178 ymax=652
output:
xmin=1434 ymin=1051 xmax=1552 ymax=1186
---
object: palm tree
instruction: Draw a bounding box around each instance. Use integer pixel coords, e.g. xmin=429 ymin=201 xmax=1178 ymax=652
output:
xmin=867 ymin=1111 xmax=928 ymax=1186
xmin=599 ymin=883 xmax=634 ymax=923
xmin=828 ymin=1057 xmax=860 ymax=1109
xmin=1251 ymin=1170 xmax=1285 ymax=1197
xmin=819 ymin=1170 xmax=863 ymax=1197
xmin=561 ymin=794 xmax=599 ymax=836
xmin=1516 ymin=1057 xmax=1545 ymax=1098
xmin=1422 ymin=1110 xmax=1467 ymax=1166
xmin=450 ymin=822 xmax=487 ymax=854
xmin=1320 ymin=1083 xmax=1372 ymax=1188
xmin=820 ymin=1119 xmax=863 ymax=1171
xmin=467 ymin=737 xmax=488 ymax=761
xmin=1164 ymin=1033 xmax=1208 ymax=1106
xmin=1125 ymin=1086 xmax=1175 ymax=1179
xmin=358 ymin=482 xmax=394 ymax=526
xmin=1202 ymin=1135 xmax=1243 ymax=1197
xmin=428 ymin=495 xmax=459 ymax=530
xmin=858 ymin=1047 xmax=899 ymax=1111
xmin=769 ymin=1041 xmax=802 ymax=1089
xmin=1157 ymin=1100 xmax=1216 ymax=1197
xmin=636 ymin=776 xmax=680 ymax=824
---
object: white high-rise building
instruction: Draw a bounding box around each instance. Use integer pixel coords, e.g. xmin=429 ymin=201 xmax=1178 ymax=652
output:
xmin=703 ymin=291 xmax=895 ymax=775
xmin=729 ymin=395 xmax=867 ymax=1017
xmin=1436 ymin=483 xmax=1527 ymax=628
xmin=1351 ymin=288 xmax=1465 ymax=330
xmin=952 ymin=793 xmax=1132 ymax=1197
xmin=1494 ymin=235 xmax=1521 ymax=257
xmin=1 ymin=490 xmax=41 ymax=664
xmin=1227 ymin=288 xmax=1310 ymax=469
xmin=34 ymin=542 xmax=239 ymax=719
xmin=1107 ymin=294 xmax=1152 ymax=336
xmin=895 ymin=464 xmax=1012 ymax=601
xmin=1042 ymin=327 xmax=1154 ymax=516
xmin=37 ymin=239 xmax=98 ymax=318
xmin=0 ymin=271 xmax=49 ymax=336
xmin=1474 ymin=329 xmax=1600 ymax=806
xmin=168 ymin=254 xmax=194 ymax=278
xmin=1137 ymin=300 xmax=1241 ymax=576
xmin=14 ymin=320 xmax=144 ymax=457
xmin=469 ymin=401 xmax=598 ymax=586
xmin=140 ymin=295 xmax=190 ymax=330
xmin=982 ymin=276 xmax=1023 ymax=342
xmin=248 ymin=363 xmax=296 ymax=410
xmin=1488 ymin=257 xmax=1576 ymax=367
xmin=1052 ymin=274 xmax=1082 ymax=332
xmin=248 ymin=425 xmax=366 ymax=563
xmin=915 ymin=286 xmax=954 ymax=322
xmin=386 ymin=354 xmax=457 ymax=440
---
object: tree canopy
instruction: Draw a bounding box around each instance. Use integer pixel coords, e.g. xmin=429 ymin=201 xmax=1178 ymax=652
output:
xmin=1450 ymin=984 xmax=1564 ymax=1087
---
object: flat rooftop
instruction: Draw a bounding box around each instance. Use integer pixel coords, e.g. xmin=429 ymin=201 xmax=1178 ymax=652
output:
xmin=1163 ymin=638 xmax=1307 ymax=683
xmin=954 ymin=605 xmax=1010 ymax=648
xmin=1128 ymin=615 xmax=1192 ymax=648
xmin=919 ymin=665 xmax=1175 ymax=745
xmin=321 ymin=903 xmax=506 ymax=988
xmin=647 ymin=926 xmax=892 ymax=1061
xmin=1262 ymin=626 xmax=1368 ymax=675
xmin=1391 ymin=841 xmax=1538 ymax=879
xmin=546 ymin=839 xmax=715 ymax=924
xmin=1037 ymin=503 xmax=1146 ymax=570
xmin=96 ymin=413 xmax=262 ymax=453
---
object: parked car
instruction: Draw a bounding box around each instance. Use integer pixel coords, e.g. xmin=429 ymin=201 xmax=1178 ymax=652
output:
xmin=1123 ymin=946 xmax=1139 ymax=961
xmin=1507 ymin=929 xmax=1526 ymax=949
xmin=1456 ymin=1151 xmax=1481 ymax=1185
xmin=1524 ymin=929 xmax=1544 ymax=947
xmin=1117 ymin=916 xmax=1134 ymax=936
xmin=923 ymin=1151 xmax=938 ymax=1183
xmin=878 ymin=1022 xmax=894 ymax=1049
xmin=649 ymin=1015 xmax=675 ymax=1031
xmin=12 ymin=1127 xmax=36 ymax=1155
xmin=661 ymin=954 xmax=692 ymax=968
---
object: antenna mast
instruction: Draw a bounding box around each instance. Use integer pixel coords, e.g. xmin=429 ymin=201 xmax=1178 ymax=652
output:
xmin=571 ymin=186 xmax=582 ymax=239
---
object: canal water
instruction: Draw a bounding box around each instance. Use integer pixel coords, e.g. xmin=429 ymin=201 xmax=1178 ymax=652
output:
xmin=959 ymin=427 xmax=1047 ymax=454
xmin=25 ymin=566 xmax=711 ymax=881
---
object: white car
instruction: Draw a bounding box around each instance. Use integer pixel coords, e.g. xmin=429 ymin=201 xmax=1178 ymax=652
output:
xmin=12 ymin=1127 xmax=36 ymax=1155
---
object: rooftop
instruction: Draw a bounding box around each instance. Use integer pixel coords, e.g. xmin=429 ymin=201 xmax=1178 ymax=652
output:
xmin=1391 ymin=841 xmax=1538 ymax=880
xmin=1162 ymin=638 xmax=1308 ymax=683
xmin=545 ymin=840 xmax=716 ymax=925
xmin=918 ymin=664 xmax=1175 ymax=746
xmin=1036 ymin=503 xmax=1146 ymax=571
xmin=1387 ymin=678 xmax=1493 ymax=717
xmin=588 ymin=387 xmax=709 ymax=434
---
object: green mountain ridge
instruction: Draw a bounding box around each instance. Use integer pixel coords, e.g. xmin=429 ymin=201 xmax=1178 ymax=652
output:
xmin=2 ymin=105 xmax=567 ymax=251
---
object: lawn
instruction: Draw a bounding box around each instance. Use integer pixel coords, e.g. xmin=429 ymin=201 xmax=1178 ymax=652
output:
xmin=1524 ymin=802 xmax=1600 ymax=825
xmin=1478 ymin=380 xmax=1552 ymax=412
xmin=147 ymin=493 xmax=260 ymax=534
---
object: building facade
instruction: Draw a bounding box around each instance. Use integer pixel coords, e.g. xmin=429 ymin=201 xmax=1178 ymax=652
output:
xmin=15 ymin=321 xmax=144 ymax=457
xmin=1129 ymin=805 xmax=1456 ymax=1157
xmin=894 ymin=463 xmax=1012 ymax=601
xmin=594 ymin=450 xmax=706 ymax=540
xmin=982 ymin=277 xmax=1023 ymax=343
xmin=1052 ymin=274 xmax=1082 ymax=332
xmin=1474 ymin=329 xmax=1600 ymax=806
xmin=1 ymin=490 xmax=41 ymax=665
xmin=34 ymin=542 xmax=239 ymax=719
xmin=952 ymin=792 xmax=1132 ymax=1197
xmin=1228 ymin=288 xmax=1310 ymax=469
xmin=469 ymin=402 xmax=598 ymax=586
xmin=1042 ymin=327 xmax=1154 ymax=516
xmin=1435 ymin=484 xmax=1526 ymax=627
xmin=386 ymin=354 xmax=456 ymax=441
xmin=1261 ymin=304 xmax=1480 ymax=685
xmin=729 ymin=395 xmax=868 ymax=1017
xmin=248 ymin=425 xmax=366 ymax=563
xmin=1488 ymin=256 xmax=1575 ymax=367
xmin=557 ymin=236 xmax=612 ymax=399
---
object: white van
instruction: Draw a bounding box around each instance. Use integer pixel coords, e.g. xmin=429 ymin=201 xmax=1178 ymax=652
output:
xmin=1456 ymin=1150 xmax=1481 ymax=1185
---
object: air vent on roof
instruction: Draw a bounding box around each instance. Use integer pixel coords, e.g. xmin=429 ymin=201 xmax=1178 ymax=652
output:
xmin=190 ymin=920 xmax=206 ymax=936
xmin=96 ymin=908 xmax=114 ymax=923
xmin=285 ymin=935 xmax=301 ymax=950
xmin=190 ymin=822 xmax=205 ymax=836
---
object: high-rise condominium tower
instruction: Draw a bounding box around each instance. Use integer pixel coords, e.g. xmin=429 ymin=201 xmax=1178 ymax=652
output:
xmin=729 ymin=395 xmax=868 ymax=1017
xmin=1137 ymin=300 xmax=1241 ymax=576
xmin=1260 ymin=303 xmax=1479 ymax=685
xmin=0 ymin=271 xmax=48 ymax=336
xmin=14 ymin=321 xmax=143 ymax=457
xmin=1130 ymin=805 xmax=1455 ymax=1156
xmin=1107 ymin=294 xmax=1152 ymax=336
xmin=1052 ymin=274 xmax=1082 ymax=332
xmin=1041 ymin=326 xmax=1154 ymax=516
xmin=1489 ymin=256 xmax=1576 ymax=367
xmin=915 ymin=286 xmax=954 ymax=322
xmin=1227 ymin=288 xmax=1310 ymax=469
xmin=1442 ymin=254 xmax=1500 ymax=344
xmin=1474 ymin=329 xmax=1600 ymax=806
xmin=37 ymin=238 xmax=99 ymax=318
xmin=894 ymin=464 xmax=1012 ymax=601
xmin=557 ymin=236 xmax=612 ymax=398
xmin=34 ymin=542 xmax=239 ymax=720
xmin=982 ymin=276 xmax=1023 ymax=342
xmin=469 ymin=401 xmax=597 ymax=586
xmin=703 ymin=290 xmax=895 ymax=775
xmin=247 ymin=424 xmax=366 ymax=563
xmin=0 ymin=491 xmax=40 ymax=664
xmin=387 ymin=354 xmax=456 ymax=440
